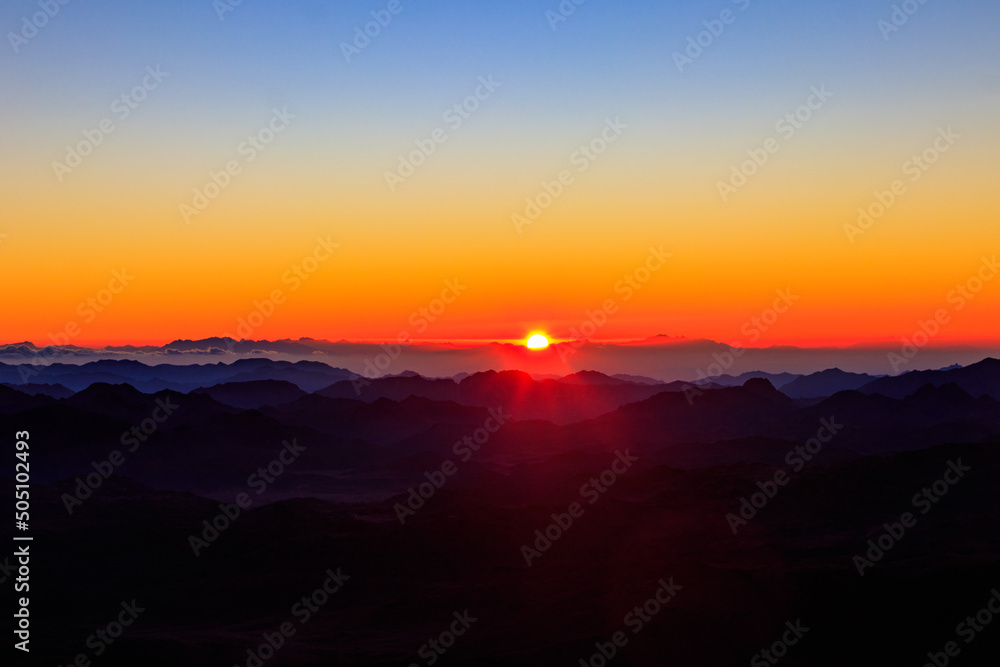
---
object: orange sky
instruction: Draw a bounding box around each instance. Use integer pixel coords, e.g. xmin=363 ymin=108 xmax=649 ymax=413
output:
xmin=2 ymin=1 xmax=998 ymax=348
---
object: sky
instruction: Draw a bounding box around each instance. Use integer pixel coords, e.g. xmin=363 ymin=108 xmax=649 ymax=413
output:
xmin=1 ymin=0 xmax=998 ymax=347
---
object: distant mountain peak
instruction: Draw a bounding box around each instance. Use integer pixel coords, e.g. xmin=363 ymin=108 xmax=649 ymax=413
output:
xmin=908 ymin=382 xmax=973 ymax=403
xmin=742 ymin=377 xmax=780 ymax=394
xmin=386 ymin=370 xmax=423 ymax=378
xmin=559 ymin=370 xmax=628 ymax=386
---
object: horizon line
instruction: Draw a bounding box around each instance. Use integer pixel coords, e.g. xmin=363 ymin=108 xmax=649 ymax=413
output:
xmin=6 ymin=336 xmax=1000 ymax=351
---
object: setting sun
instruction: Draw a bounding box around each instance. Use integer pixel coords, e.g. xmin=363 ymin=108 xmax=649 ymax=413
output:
xmin=526 ymin=334 xmax=550 ymax=349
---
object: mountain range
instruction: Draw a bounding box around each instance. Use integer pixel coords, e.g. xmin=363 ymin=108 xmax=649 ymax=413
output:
xmin=5 ymin=357 xmax=1000 ymax=665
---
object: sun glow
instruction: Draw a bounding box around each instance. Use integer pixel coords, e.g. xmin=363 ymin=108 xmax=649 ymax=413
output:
xmin=526 ymin=334 xmax=550 ymax=349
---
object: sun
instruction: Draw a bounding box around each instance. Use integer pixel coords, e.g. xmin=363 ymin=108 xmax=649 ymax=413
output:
xmin=526 ymin=333 xmax=550 ymax=349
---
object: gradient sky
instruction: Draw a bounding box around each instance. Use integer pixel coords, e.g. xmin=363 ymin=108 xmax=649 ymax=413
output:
xmin=2 ymin=0 xmax=998 ymax=346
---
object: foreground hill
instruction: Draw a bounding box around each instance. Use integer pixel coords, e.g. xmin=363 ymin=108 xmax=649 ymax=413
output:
xmin=11 ymin=438 xmax=1000 ymax=665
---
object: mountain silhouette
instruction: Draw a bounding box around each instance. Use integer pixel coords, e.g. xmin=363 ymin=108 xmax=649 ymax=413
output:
xmin=860 ymin=357 xmax=1000 ymax=399
xmin=779 ymin=368 xmax=880 ymax=398
xmin=192 ymin=379 xmax=307 ymax=409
